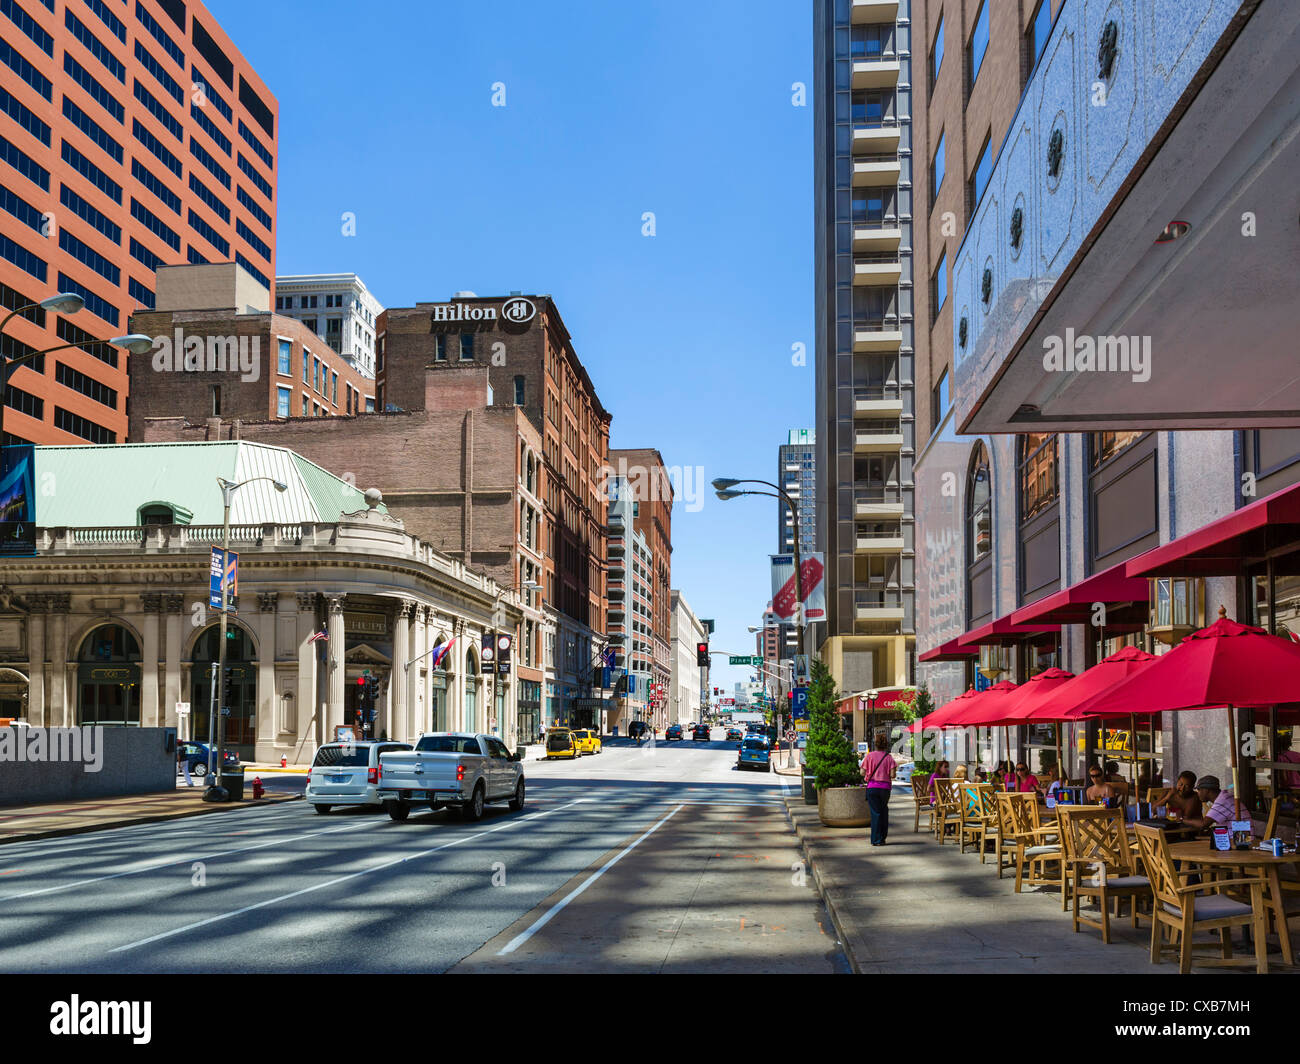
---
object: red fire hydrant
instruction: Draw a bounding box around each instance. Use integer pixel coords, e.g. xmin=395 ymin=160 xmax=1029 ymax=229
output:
xmin=280 ymin=755 xmax=287 ymax=768
xmin=251 ymin=776 xmax=264 ymax=800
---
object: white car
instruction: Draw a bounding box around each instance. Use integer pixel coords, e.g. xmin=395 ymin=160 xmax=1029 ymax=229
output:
xmin=306 ymin=739 xmax=413 ymax=813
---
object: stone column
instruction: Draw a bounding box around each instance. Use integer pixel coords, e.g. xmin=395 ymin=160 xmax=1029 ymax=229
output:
xmin=256 ymin=592 xmax=278 ymax=762
xmin=326 ymin=594 xmax=346 ymax=740
xmin=392 ymin=600 xmax=410 ymax=742
xmin=26 ymin=596 xmax=45 ymax=727
xmin=408 ymin=605 xmax=427 ymax=740
xmin=296 ymin=593 xmax=319 ymax=749
xmin=140 ymin=593 xmax=162 ymax=728
xmin=47 ymin=594 xmax=69 ymax=728
xmin=450 ymin=618 xmax=467 ymax=731
xmin=163 ymin=594 xmax=184 ymax=733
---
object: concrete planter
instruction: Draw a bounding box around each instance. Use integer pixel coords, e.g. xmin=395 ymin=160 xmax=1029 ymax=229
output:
xmin=817 ymin=785 xmax=870 ymax=828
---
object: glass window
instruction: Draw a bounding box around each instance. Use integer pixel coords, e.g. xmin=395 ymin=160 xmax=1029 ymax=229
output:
xmin=968 ymin=443 xmax=991 ymax=561
xmin=332 ymin=371 xmax=338 ymax=405
xmin=276 ymin=386 xmax=290 ymax=417
xmin=276 ymin=339 xmax=290 ymax=375
xmin=968 ymin=1 xmax=990 ymax=92
xmin=301 ymin=394 xmax=308 ymax=416
xmin=460 ymin=333 xmax=474 ymax=360
xmin=1027 ymin=0 xmax=1052 ymax=74
xmin=1089 ymin=430 xmax=1146 ymax=469
xmin=931 ymin=15 xmax=944 ymax=85
xmin=302 ymin=349 xmax=309 ymax=383
xmin=435 ymin=334 xmax=446 ymax=361
xmin=932 ymin=252 xmax=948 ymax=316
xmin=514 ymin=375 xmax=525 ymax=405
xmin=1019 ymin=433 xmax=1059 ymax=520
xmin=971 ymin=133 xmax=993 ymax=209
xmin=931 ymin=133 xmax=946 ymax=202
xmin=931 ymin=370 xmax=949 ymax=431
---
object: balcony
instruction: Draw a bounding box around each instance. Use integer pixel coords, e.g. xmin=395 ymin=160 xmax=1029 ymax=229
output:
xmin=853 ymin=252 xmax=902 ymax=287
xmin=852 ymin=152 xmax=900 ymax=186
xmin=854 ymin=383 xmax=903 ymax=418
xmin=853 ymin=318 xmax=902 ymax=352
xmin=854 ymin=590 xmax=905 ymax=625
xmin=855 ymin=487 xmax=904 ymax=519
xmin=854 ymin=423 xmax=904 ymax=452
xmin=852 ymin=56 xmax=900 ymax=90
xmin=855 ymin=529 xmax=904 ymax=555
xmin=853 ymin=120 xmax=900 ymax=155
xmin=851 ymin=0 xmax=898 ymax=24
xmin=852 ymin=221 xmax=902 ymax=252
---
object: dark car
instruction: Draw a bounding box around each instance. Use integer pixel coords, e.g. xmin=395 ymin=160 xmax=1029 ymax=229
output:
xmin=691 ymin=724 xmax=711 ymax=741
xmin=627 ymin=721 xmax=649 ymax=740
xmin=178 ymin=741 xmax=238 ymax=777
xmin=666 ymin=724 xmax=684 ymax=741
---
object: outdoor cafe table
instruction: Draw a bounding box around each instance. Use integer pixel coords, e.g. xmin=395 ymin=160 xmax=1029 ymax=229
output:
xmin=1166 ymin=841 xmax=1300 ymax=967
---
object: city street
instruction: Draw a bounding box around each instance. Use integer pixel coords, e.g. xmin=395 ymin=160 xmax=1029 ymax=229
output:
xmin=0 ymin=734 xmax=846 ymax=974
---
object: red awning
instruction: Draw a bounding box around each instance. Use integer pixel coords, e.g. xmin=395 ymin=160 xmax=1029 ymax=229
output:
xmin=1126 ymin=480 xmax=1300 ymax=579
xmin=1009 ymin=557 xmax=1150 ymax=627
xmin=918 ymin=636 xmax=979 ymax=662
xmin=956 ymin=614 xmax=1059 ymax=648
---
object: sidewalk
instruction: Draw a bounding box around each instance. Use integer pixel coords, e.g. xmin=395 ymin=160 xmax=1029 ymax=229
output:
xmin=783 ymin=787 xmax=1160 ymax=974
xmin=0 ymin=784 xmax=299 ymax=845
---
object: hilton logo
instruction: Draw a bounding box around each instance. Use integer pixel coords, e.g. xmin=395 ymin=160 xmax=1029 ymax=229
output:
xmin=429 ymin=297 xmax=537 ymax=333
xmin=501 ymin=296 xmax=536 ymax=323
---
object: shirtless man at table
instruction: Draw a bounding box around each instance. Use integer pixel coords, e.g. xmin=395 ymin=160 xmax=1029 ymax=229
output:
xmin=1176 ymin=775 xmax=1237 ymax=832
xmin=1165 ymin=770 xmax=1203 ymax=822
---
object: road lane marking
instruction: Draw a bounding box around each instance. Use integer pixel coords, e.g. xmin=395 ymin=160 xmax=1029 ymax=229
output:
xmin=111 ymin=798 xmax=590 ymax=954
xmin=497 ymin=802 xmax=685 ymax=956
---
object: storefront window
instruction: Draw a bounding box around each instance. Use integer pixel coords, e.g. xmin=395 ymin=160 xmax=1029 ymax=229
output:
xmin=1018 ymin=434 xmax=1058 ymax=520
xmin=1089 ymin=430 xmax=1146 ymax=470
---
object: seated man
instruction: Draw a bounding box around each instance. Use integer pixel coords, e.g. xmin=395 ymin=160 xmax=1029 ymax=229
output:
xmin=1085 ymin=765 xmax=1120 ymax=803
xmin=1178 ymin=775 xmax=1238 ymax=831
xmin=1165 ymin=770 xmax=1203 ymax=820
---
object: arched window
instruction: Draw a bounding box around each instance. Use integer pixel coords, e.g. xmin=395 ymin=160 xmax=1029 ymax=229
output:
xmin=76 ymin=624 xmax=141 ymax=725
xmin=1018 ymin=434 xmax=1061 ymax=604
xmin=966 ymin=442 xmax=993 ymax=627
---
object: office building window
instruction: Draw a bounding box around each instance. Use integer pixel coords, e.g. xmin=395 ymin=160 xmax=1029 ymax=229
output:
xmin=1027 ymin=0 xmax=1052 ymax=78
xmin=967 ymin=0 xmax=990 ymax=95
xmin=278 ymin=339 xmax=291 ymax=375
xmin=970 ymin=133 xmax=993 ymax=211
xmin=931 ymin=15 xmax=944 ymax=87
xmin=277 ymin=386 xmax=290 ymax=417
xmin=931 ymin=369 xmax=949 ymax=432
xmin=931 ymin=253 xmax=947 ymax=318
xmin=931 ymin=132 xmax=945 ymax=204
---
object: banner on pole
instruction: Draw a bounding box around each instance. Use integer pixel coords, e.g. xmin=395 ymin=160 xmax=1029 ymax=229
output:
xmin=770 ymin=554 xmax=825 ymax=622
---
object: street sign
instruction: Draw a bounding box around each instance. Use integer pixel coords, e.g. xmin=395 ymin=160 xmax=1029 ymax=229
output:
xmin=175 ymin=702 xmax=190 ymax=716
xmin=0 ymin=445 xmax=36 ymax=557
xmin=791 ymin=688 xmax=809 ymax=719
xmin=795 ymin=720 xmax=810 ymax=733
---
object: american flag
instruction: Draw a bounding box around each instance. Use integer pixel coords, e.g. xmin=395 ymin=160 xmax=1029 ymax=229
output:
xmin=307 ymin=630 xmax=328 ymax=644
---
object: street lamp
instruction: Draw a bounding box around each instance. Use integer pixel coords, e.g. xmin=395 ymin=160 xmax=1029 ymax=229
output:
xmin=206 ymin=475 xmax=288 ymax=801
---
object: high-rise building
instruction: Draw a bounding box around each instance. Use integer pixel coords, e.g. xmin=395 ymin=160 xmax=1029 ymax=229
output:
xmin=274 ymin=273 xmax=382 ymax=379
xmin=814 ymin=0 xmax=914 ymax=698
xmin=668 ymin=590 xmax=705 ymax=726
xmin=777 ymin=428 xmax=816 ymax=557
xmin=0 ymin=0 xmax=277 ymax=446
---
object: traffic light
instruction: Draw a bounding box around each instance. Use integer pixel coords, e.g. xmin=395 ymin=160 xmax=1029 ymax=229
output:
xmin=221 ymin=666 xmax=236 ymax=709
xmin=696 ymin=642 xmax=709 ymax=667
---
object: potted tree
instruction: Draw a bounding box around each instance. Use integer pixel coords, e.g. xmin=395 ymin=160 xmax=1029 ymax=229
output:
xmin=805 ymin=660 xmax=867 ymax=827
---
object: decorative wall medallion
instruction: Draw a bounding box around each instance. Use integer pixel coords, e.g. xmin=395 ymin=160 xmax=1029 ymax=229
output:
xmin=1010 ymin=205 xmax=1024 ymax=253
xmin=981 ymin=267 xmax=993 ymax=306
xmin=1098 ymin=20 xmax=1119 ymax=80
xmin=959 ymin=316 xmax=969 ymax=350
xmin=1047 ymin=128 xmax=1065 ymax=180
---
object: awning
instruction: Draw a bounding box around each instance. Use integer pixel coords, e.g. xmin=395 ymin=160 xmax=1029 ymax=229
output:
xmin=1009 ymin=557 xmax=1149 ymax=628
xmin=956 ymin=615 xmax=1059 ymax=648
xmin=1126 ymin=480 xmax=1300 ymax=579
xmin=918 ymin=636 xmax=979 ymax=663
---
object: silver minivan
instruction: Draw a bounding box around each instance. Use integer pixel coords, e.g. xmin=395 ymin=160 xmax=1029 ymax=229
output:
xmin=306 ymin=739 xmax=413 ymax=814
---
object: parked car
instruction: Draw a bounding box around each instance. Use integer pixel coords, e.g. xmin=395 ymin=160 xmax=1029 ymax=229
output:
xmin=377 ymin=733 xmax=525 ymax=821
xmin=725 ymin=727 xmax=743 ymax=742
xmin=691 ymin=724 xmax=711 ymax=741
xmin=737 ymin=736 xmax=773 ymax=772
xmin=545 ymin=728 xmax=580 ymax=759
xmin=572 ymin=728 xmax=603 ymax=755
xmin=627 ymin=721 xmax=650 ymax=741
xmin=306 ymin=739 xmax=414 ymax=814
xmin=177 ymin=741 xmax=238 ymax=778
xmin=665 ymin=724 xmax=684 ymax=741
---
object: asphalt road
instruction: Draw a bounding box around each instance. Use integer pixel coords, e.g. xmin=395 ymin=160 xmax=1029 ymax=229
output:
xmin=0 ymin=733 xmax=847 ymax=974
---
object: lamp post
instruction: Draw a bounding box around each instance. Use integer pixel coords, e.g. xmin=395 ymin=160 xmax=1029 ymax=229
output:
xmin=713 ymin=478 xmax=805 ymax=658
xmin=206 ymin=475 xmax=287 ymax=801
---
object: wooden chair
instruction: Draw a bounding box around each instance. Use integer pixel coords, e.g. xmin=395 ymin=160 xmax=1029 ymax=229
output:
xmin=1259 ymin=797 xmax=1300 ymax=928
xmin=910 ymin=773 xmax=934 ymax=834
xmin=1145 ymin=787 xmax=1174 ymax=807
xmin=959 ymin=783 xmax=998 ymax=859
xmin=932 ymin=778 xmax=963 ymax=845
xmin=995 ymin=792 xmax=1062 ymax=892
xmin=1058 ymin=806 xmax=1151 ymax=943
xmin=1133 ymin=824 xmax=1269 ymax=974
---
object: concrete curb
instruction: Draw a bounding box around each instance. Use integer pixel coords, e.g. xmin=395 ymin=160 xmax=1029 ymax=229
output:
xmin=0 ymin=792 xmax=301 ymax=846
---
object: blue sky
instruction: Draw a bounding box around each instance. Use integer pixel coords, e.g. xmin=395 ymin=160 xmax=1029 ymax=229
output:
xmin=208 ymin=0 xmax=813 ymax=698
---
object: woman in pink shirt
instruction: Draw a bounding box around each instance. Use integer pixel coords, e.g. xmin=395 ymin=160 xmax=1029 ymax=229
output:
xmin=927 ymin=760 xmax=951 ymax=806
xmin=1013 ymin=762 xmax=1040 ymax=793
xmin=861 ymin=733 xmax=897 ymax=846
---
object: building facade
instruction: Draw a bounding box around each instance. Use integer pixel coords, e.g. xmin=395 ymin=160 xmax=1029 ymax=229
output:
xmin=668 ymin=589 xmax=704 ymax=726
xmin=274 ymin=273 xmax=382 ymax=379
xmin=778 ymin=428 xmax=817 ymax=557
xmin=814 ymin=0 xmax=915 ymax=700
xmin=0 ymin=441 xmax=522 ymax=762
xmin=0 ymin=0 xmax=277 ymax=446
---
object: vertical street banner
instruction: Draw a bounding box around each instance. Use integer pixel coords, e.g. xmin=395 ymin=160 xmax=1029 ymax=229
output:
xmin=209 ymin=547 xmax=239 ymax=613
xmin=769 ymin=553 xmax=826 ymax=621
xmin=0 ymin=445 xmax=36 ymax=557
xmin=481 ymin=631 xmax=496 ymax=673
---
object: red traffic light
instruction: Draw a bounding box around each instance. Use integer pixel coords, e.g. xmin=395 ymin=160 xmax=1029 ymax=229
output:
xmin=356 ymin=676 xmax=366 ymax=685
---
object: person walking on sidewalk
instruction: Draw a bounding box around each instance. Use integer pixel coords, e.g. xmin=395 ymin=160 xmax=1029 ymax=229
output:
xmin=860 ymin=732 xmax=896 ymax=846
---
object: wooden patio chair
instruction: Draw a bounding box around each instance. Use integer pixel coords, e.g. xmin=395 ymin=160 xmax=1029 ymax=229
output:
xmin=932 ymin=778 xmax=963 ymax=845
xmin=959 ymin=782 xmax=998 ymax=860
xmin=1133 ymin=824 xmax=1269 ymax=974
xmin=995 ymin=791 xmax=1062 ymax=892
xmin=910 ymin=773 xmax=934 ymax=834
xmin=1058 ymin=806 xmax=1151 ymax=943
xmin=1145 ymin=787 xmax=1174 ymax=807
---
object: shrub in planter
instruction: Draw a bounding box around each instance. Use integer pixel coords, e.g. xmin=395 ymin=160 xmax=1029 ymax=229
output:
xmin=804 ymin=659 xmax=862 ymax=792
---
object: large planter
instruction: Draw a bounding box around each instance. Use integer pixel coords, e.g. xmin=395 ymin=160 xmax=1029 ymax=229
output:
xmin=817 ymin=785 xmax=870 ymax=828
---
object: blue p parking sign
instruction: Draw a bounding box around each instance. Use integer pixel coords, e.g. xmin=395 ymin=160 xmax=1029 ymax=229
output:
xmin=792 ymin=688 xmax=809 ymax=720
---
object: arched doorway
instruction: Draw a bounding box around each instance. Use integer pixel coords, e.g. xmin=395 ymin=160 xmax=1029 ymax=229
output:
xmin=464 ymin=649 xmax=479 ymax=732
xmin=76 ymin=624 xmax=141 ymax=725
xmin=191 ymin=625 xmax=257 ymax=756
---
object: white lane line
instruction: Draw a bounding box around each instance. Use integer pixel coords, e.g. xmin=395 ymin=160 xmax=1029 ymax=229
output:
xmin=497 ymin=802 xmax=684 ymax=956
xmin=111 ymin=798 xmax=590 ymax=954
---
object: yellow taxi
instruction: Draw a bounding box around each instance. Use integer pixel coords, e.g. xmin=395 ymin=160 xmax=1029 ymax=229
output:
xmin=544 ymin=728 xmax=580 ymax=760
xmin=572 ymin=728 xmax=603 ymax=756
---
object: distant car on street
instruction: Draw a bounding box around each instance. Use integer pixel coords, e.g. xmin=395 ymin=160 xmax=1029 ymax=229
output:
xmin=177 ymin=741 xmax=238 ymax=778
xmin=306 ymin=739 xmax=413 ymax=814
xmin=572 ymin=729 xmax=602 ymax=755
xmin=691 ymin=724 xmax=711 ymax=741
xmin=627 ymin=721 xmax=650 ymax=741
xmin=725 ymin=727 xmax=743 ymax=742
xmin=737 ymin=736 xmax=772 ymax=772
xmin=544 ymin=728 xmax=581 ymax=759
xmin=666 ymin=724 xmax=684 ymax=741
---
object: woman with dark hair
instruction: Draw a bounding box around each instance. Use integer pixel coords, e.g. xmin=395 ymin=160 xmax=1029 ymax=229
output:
xmin=860 ymin=731 xmax=897 ymax=846
xmin=927 ymin=759 xmax=951 ymax=806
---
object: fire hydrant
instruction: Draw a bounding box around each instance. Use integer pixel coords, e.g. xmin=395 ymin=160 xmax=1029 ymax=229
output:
xmin=280 ymin=755 xmax=287 ymax=768
xmin=251 ymin=776 xmax=264 ymax=800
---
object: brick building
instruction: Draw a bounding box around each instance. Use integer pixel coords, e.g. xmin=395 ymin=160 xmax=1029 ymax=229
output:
xmin=0 ymin=0 xmax=277 ymax=446
xmin=128 ymin=263 xmax=371 ymax=434
xmin=378 ymin=293 xmax=611 ymax=730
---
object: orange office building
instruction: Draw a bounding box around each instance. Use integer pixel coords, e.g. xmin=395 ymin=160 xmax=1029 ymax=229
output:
xmin=0 ymin=0 xmax=277 ymax=445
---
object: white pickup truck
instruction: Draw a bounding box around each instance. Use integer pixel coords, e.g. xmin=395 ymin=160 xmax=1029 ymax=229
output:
xmin=377 ymin=733 xmax=525 ymax=822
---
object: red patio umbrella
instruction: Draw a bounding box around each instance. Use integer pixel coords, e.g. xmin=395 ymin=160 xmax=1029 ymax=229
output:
xmin=945 ymin=680 xmax=1021 ymax=727
xmin=1071 ymin=611 xmax=1300 ymax=817
xmin=909 ymin=687 xmax=981 ymax=732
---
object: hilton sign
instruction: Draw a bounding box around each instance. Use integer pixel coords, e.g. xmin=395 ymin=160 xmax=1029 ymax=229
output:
xmin=429 ymin=296 xmax=537 ymax=334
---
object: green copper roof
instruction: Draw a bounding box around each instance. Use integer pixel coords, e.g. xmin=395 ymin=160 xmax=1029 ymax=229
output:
xmin=33 ymin=441 xmax=385 ymax=527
